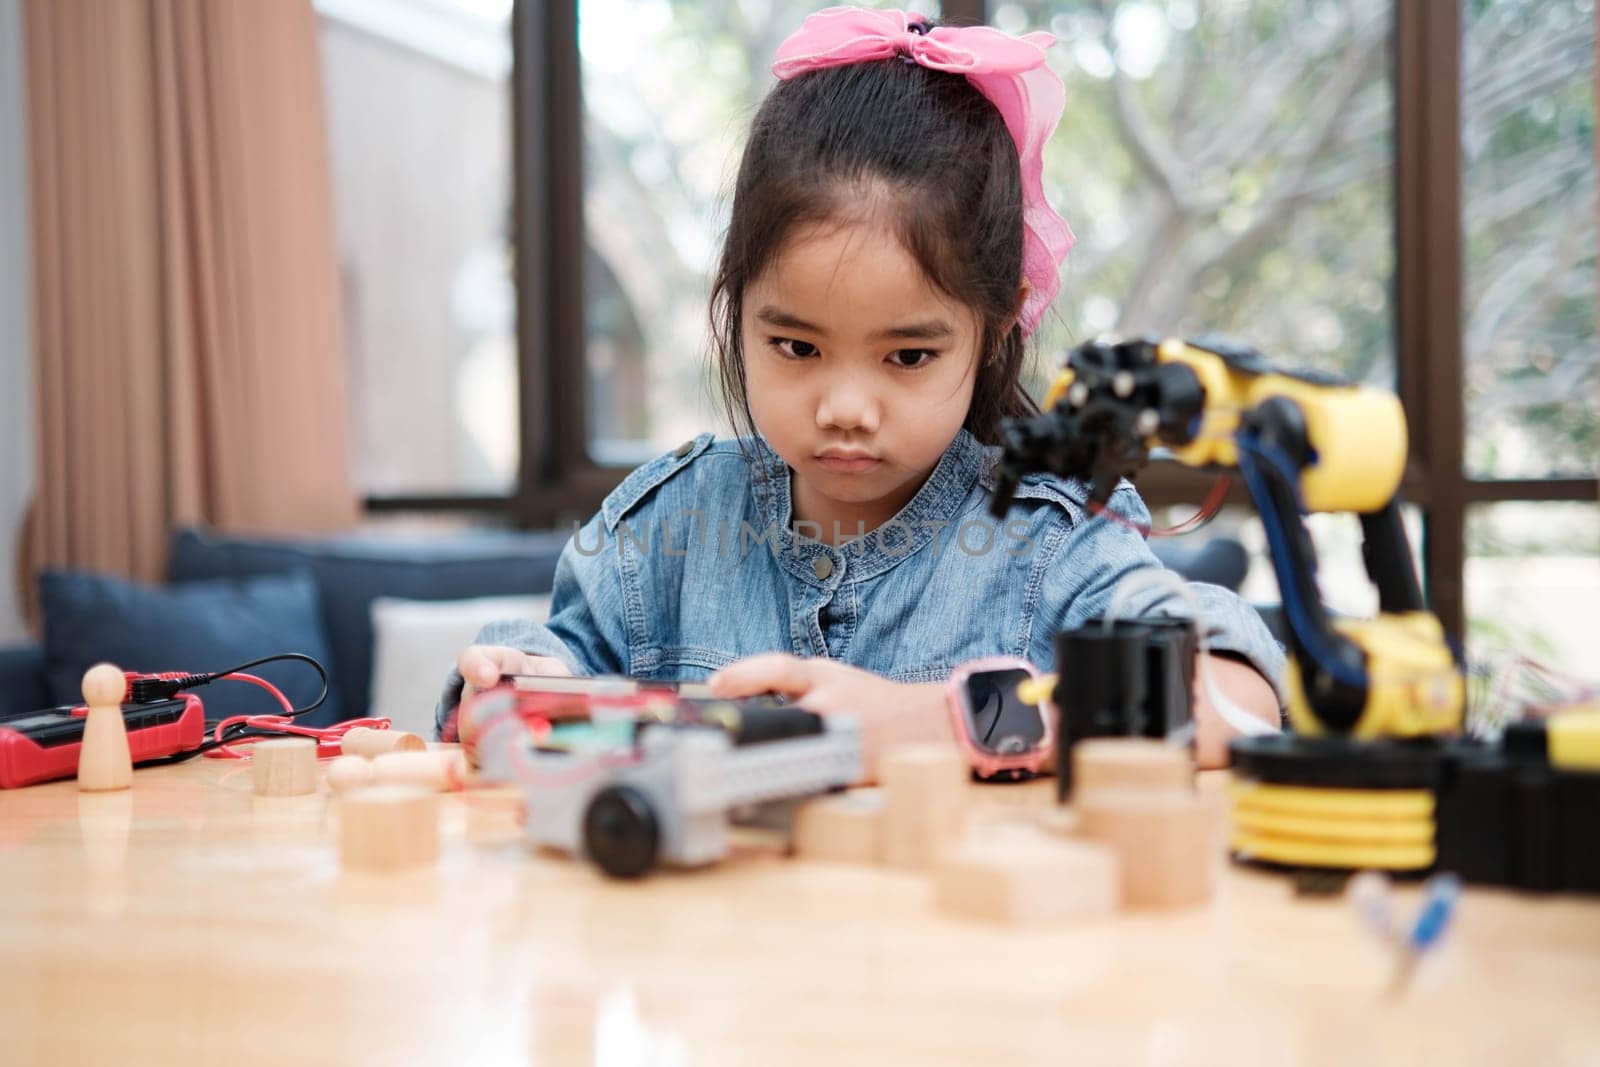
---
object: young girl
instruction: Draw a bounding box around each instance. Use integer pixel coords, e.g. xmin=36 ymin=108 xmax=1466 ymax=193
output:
xmin=439 ymin=7 xmax=1283 ymax=770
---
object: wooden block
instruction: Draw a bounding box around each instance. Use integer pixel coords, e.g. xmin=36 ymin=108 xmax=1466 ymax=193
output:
xmin=370 ymin=750 xmax=465 ymax=792
xmin=78 ymin=663 xmax=132 ymax=792
xmin=792 ymin=788 xmax=884 ymax=865
xmin=1072 ymin=738 xmax=1193 ymax=800
xmin=253 ymin=738 xmax=319 ymax=796
xmin=935 ymin=827 xmax=1118 ymax=925
xmin=1076 ymin=788 xmax=1216 ymax=910
xmin=880 ymin=744 xmax=967 ymax=870
xmin=339 ymin=785 xmax=439 ymax=872
xmin=341 ymin=726 xmax=426 ymax=759
xmin=326 ymin=755 xmax=376 ymax=794
xmin=1033 ymin=805 xmax=1080 ymax=839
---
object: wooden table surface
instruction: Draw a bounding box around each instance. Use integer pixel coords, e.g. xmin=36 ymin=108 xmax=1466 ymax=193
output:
xmin=2 ymin=751 xmax=1598 ymax=1067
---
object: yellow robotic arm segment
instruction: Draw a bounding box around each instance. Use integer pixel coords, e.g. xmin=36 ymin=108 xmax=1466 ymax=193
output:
xmin=1146 ymin=339 xmax=1408 ymax=513
xmin=999 ymin=334 xmax=1462 ymax=741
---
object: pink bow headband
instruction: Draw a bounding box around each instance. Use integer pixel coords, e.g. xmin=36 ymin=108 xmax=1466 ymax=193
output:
xmin=771 ymin=6 xmax=1075 ymax=337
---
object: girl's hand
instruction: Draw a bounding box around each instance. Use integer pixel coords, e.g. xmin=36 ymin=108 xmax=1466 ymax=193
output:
xmin=1192 ymin=653 xmax=1281 ymax=769
xmin=458 ymin=644 xmax=572 ymax=701
xmin=707 ymin=653 xmax=951 ymax=782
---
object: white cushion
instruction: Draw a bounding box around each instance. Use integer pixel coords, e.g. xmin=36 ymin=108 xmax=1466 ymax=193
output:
xmin=368 ymin=594 xmax=553 ymax=736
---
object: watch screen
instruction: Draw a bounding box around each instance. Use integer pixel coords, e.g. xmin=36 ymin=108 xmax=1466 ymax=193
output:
xmin=962 ymin=668 xmax=1045 ymax=755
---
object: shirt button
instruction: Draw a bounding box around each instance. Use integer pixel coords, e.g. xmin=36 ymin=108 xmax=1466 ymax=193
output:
xmin=812 ymin=556 xmax=834 ymax=580
xmin=673 ymin=439 xmax=695 ymax=458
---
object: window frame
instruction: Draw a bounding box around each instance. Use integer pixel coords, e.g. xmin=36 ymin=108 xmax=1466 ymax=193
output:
xmin=367 ymin=0 xmax=1598 ymax=644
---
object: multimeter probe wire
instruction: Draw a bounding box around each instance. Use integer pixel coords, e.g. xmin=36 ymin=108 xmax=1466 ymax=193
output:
xmin=119 ymin=653 xmax=389 ymax=765
xmin=125 ymin=651 xmax=330 ymax=710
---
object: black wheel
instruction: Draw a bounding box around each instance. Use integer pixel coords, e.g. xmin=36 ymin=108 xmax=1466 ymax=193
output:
xmin=582 ymin=785 xmax=659 ymax=879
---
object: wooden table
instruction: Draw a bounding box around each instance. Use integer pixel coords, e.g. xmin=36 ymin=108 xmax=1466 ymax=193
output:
xmin=2 ymin=753 xmax=1597 ymax=1066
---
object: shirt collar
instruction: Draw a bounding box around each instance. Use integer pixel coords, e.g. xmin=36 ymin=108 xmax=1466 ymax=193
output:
xmin=749 ymin=429 xmax=994 ymax=586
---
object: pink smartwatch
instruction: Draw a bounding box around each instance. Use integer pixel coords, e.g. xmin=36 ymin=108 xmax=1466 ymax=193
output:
xmin=946 ymin=657 xmax=1054 ymax=781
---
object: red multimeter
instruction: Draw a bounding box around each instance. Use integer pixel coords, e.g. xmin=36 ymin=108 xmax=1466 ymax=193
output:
xmin=0 ymin=695 xmax=206 ymax=789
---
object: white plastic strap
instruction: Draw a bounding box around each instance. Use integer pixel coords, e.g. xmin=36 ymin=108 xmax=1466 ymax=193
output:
xmin=1103 ymin=566 xmax=1280 ymax=739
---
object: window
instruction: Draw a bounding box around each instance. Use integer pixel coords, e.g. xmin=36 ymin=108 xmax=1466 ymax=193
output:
xmin=1005 ymin=0 xmax=1395 ymax=398
xmin=577 ymin=0 xmax=940 ymax=466
xmin=318 ymin=0 xmax=518 ymax=502
xmin=359 ymin=0 xmax=1596 ymax=666
xmin=1461 ymin=0 xmax=1596 ymax=479
xmin=1466 ymin=503 xmax=1600 ymax=678
xmin=1456 ymin=0 xmax=1599 ymax=681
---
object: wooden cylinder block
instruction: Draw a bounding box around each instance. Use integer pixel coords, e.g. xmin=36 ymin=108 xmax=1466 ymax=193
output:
xmin=936 ymin=828 xmax=1118 ymax=925
xmin=1072 ymin=738 xmax=1193 ymax=800
xmin=253 ymin=738 xmax=319 ymax=797
xmin=339 ymin=785 xmax=440 ymax=872
xmin=370 ymin=750 xmax=465 ymax=792
xmin=1076 ymin=788 xmax=1216 ymax=910
xmin=880 ymin=744 xmax=967 ymax=870
xmin=341 ymin=727 xmax=426 ymax=759
xmin=792 ymin=788 xmax=884 ymax=865
xmin=326 ymin=755 xmax=376 ymax=794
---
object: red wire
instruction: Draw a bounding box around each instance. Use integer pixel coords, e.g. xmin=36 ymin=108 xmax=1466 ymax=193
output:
xmin=200 ymin=671 xmax=393 ymax=759
xmin=1089 ymin=473 xmax=1232 ymax=538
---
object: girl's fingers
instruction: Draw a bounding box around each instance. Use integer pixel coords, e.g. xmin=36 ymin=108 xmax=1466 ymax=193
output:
xmin=523 ymin=656 xmax=573 ymax=678
xmin=457 ymin=648 xmax=496 ymax=689
xmin=458 ymin=645 xmax=524 ymax=689
xmin=708 ymin=653 xmax=816 ymax=698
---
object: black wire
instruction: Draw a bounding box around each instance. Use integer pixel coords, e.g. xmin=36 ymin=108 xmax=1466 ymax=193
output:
xmin=134 ymin=729 xmax=289 ymax=767
xmin=130 ymin=653 xmax=330 ymax=765
xmin=204 ymin=652 xmax=330 ymax=717
xmin=133 ymin=652 xmax=329 ymax=717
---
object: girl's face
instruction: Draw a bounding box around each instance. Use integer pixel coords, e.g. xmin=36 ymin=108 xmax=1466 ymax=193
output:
xmin=742 ymin=217 xmax=983 ymax=534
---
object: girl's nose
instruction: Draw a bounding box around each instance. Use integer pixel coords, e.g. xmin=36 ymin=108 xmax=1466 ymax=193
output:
xmin=815 ymin=375 xmax=881 ymax=434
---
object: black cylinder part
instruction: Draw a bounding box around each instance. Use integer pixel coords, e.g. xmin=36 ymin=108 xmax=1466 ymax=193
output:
xmin=1053 ymin=620 xmax=1152 ymax=800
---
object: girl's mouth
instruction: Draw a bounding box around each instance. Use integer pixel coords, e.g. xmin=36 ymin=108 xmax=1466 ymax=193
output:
xmin=815 ymin=453 xmax=882 ymax=473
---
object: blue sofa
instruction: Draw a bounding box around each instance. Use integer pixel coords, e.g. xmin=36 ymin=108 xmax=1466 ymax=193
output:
xmin=2 ymin=526 xmax=568 ymax=722
xmin=0 ymin=527 xmax=1252 ymax=723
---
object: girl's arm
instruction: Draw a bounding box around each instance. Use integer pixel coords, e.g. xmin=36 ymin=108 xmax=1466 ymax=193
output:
xmin=1192 ymin=653 xmax=1281 ymax=768
xmin=434 ymin=512 xmax=628 ymax=735
xmin=707 ymin=651 xmax=1280 ymax=778
xmin=1031 ymin=484 xmax=1288 ymax=750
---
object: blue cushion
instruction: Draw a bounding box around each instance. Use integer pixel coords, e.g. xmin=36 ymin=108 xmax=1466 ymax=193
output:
xmin=38 ymin=568 xmax=340 ymax=724
xmin=0 ymin=644 xmax=48 ymax=718
xmin=167 ymin=526 xmax=569 ymax=721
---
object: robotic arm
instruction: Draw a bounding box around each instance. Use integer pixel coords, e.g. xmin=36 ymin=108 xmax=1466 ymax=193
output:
xmin=990 ymin=335 xmax=1463 ymax=741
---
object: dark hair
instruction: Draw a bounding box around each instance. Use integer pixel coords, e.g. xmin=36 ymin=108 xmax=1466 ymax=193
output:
xmin=710 ymin=41 xmax=1041 ymax=449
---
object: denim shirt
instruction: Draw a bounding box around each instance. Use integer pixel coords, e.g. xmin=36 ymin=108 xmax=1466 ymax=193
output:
xmin=435 ymin=428 xmax=1284 ymax=734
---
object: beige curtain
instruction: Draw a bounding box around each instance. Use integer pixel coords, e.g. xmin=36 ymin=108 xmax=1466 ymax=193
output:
xmin=20 ymin=0 xmax=355 ymax=624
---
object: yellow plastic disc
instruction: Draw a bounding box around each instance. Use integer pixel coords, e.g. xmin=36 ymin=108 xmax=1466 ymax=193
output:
xmin=1230 ymin=780 xmax=1434 ymax=820
xmin=1231 ymin=806 xmax=1434 ymax=845
xmin=1230 ymin=828 xmax=1434 ymax=871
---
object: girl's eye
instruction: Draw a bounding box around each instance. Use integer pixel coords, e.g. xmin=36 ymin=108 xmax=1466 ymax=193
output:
xmin=772 ymin=338 xmax=819 ymax=360
xmin=889 ymin=349 xmax=939 ymax=369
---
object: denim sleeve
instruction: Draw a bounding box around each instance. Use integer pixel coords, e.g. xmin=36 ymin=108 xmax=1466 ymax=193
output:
xmin=1028 ymin=485 xmax=1287 ymax=704
xmin=433 ymin=512 xmax=628 ymax=737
